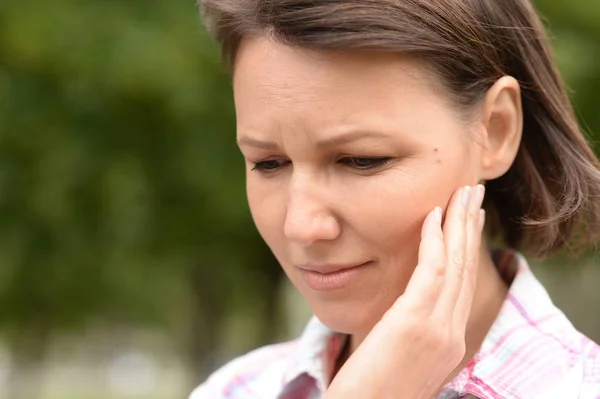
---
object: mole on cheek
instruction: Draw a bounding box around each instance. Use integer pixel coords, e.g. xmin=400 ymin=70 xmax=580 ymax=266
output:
xmin=433 ymin=148 xmax=442 ymax=164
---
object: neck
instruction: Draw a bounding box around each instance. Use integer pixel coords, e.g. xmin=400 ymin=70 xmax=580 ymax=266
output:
xmin=344 ymin=244 xmax=509 ymax=382
xmin=449 ymin=244 xmax=509 ymax=381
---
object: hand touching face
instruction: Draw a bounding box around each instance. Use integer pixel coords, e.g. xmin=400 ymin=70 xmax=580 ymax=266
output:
xmin=234 ymin=37 xmax=492 ymax=337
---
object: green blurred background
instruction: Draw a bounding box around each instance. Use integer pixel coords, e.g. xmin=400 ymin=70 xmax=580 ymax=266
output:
xmin=0 ymin=1 xmax=599 ymax=398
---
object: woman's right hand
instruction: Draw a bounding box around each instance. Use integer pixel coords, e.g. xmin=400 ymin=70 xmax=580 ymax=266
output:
xmin=324 ymin=184 xmax=486 ymax=399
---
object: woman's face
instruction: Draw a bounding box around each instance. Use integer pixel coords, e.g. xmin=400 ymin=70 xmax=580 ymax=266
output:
xmin=234 ymin=37 xmax=483 ymax=335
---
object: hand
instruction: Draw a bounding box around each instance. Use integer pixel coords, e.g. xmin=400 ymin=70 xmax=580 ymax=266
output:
xmin=324 ymin=184 xmax=486 ymax=399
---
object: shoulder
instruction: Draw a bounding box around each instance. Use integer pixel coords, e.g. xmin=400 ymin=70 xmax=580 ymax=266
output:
xmin=189 ymin=340 xmax=298 ymax=399
xmin=540 ymin=331 xmax=600 ymax=399
xmin=469 ymin=261 xmax=600 ymax=399
xmin=579 ymin=333 xmax=600 ymax=398
xmin=516 ymin=330 xmax=600 ymax=399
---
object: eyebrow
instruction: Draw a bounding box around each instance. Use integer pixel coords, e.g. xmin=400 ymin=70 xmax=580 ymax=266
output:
xmin=236 ymin=136 xmax=279 ymax=150
xmin=236 ymin=130 xmax=390 ymax=150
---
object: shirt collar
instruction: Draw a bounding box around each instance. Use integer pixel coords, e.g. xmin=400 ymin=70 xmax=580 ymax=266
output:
xmin=446 ymin=250 xmax=585 ymax=398
xmin=281 ymin=316 xmax=347 ymax=393
xmin=280 ymin=249 xmax=584 ymax=398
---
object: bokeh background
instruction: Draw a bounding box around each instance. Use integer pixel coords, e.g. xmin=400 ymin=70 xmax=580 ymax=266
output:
xmin=0 ymin=1 xmax=599 ymax=398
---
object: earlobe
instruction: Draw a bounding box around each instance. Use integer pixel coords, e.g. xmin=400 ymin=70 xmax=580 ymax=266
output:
xmin=479 ymin=76 xmax=523 ymax=181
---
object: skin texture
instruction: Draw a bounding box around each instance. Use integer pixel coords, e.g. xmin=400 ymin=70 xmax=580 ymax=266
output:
xmin=326 ymin=185 xmax=486 ymax=398
xmin=234 ymin=36 xmax=523 ymax=393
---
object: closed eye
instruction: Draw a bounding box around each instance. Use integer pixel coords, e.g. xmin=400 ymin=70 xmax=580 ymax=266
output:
xmin=251 ymin=159 xmax=290 ymax=173
xmin=251 ymin=156 xmax=392 ymax=174
xmin=338 ymin=157 xmax=392 ymax=170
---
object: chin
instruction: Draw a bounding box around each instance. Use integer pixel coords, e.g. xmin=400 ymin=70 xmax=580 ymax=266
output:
xmin=310 ymin=299 xmax=384 ymax=335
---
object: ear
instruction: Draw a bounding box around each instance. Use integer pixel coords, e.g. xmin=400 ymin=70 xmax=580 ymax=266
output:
xmin=478 ymin=76 xmax=523 ymax=181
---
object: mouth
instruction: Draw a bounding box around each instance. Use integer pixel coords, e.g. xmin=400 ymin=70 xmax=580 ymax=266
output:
xmin=297 ymin=261 xmax=373 ymax=291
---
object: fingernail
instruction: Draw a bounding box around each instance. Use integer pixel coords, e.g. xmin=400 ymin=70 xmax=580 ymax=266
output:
xmin=434 ymin=206 xmax=443 ymax=225
xmin=478 ymin=184 xmax=486 ymax=203
xmin=479 ymin=209 xmax=486 ymax=232
xmin=461 ymin=186 xmax=471 ymax=207
xmin=471 ymin=184 xmax=486 ymax=210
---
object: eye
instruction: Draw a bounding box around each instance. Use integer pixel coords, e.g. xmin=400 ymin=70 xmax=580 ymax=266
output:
xmin=338 ymin=157 xmax=392 ymax=170
xmin=251 ymin=159 xmax=290 ymax=173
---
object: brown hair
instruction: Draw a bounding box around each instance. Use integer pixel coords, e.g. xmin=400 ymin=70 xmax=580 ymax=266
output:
xmin=199 ymin=0 xmax=600 ymax=258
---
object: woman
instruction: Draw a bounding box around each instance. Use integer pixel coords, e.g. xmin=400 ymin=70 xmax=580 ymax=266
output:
xmin=191 ymin=0 xmax=600 ymax=398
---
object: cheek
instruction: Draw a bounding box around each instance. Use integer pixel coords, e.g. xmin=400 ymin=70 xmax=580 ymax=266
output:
xmin=246 ymin=177 xmax=287 ymax=250
xmin=245 ymin=149 xmax=471 ymax=259
xmin=342 ymin=175 xmax=432 ymax=257
xmin=342 ymin=161 xmax=466 ymax=254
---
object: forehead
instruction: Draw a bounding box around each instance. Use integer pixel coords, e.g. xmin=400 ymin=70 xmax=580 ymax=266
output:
xmin=233 ymin=36 xmax=437 ymax=101
xmin=232 ymin=36 xmax=466 ymax=144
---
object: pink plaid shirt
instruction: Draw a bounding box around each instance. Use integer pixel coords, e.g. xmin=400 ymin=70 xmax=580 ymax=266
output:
xmin=191 ymin=250 xmax=600 ymax=398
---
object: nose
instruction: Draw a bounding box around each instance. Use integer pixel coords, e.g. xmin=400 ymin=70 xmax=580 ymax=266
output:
xmin=283 ymin=177 xmax=341 ymax=247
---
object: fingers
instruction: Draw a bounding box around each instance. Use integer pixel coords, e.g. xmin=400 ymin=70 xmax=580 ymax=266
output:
xmin=402 ymin=207 xmax=445 ymax=311
xmin=453 ymin=195 xmax=486 ymax=327
xmin=436 ymin=184 xmax=486 ymax=322
xmin=398 ymin=185 xmax=486 ymax=324
xmin=444 ymin=186 xmax=471 ymax=281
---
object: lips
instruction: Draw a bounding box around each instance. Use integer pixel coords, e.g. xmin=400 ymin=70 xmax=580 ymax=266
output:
xmin=297 ymin=261 xmax=373 ymax=291
xmin=298 ymin=262 xmax=369 ymax=274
